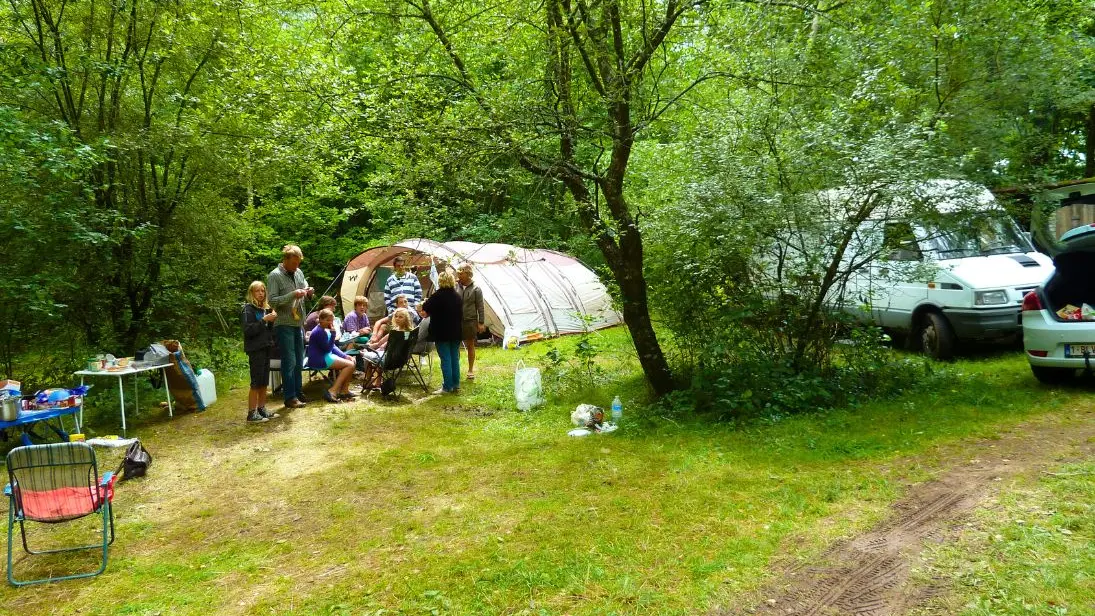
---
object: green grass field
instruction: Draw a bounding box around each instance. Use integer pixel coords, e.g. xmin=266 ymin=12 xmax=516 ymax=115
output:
xmin=1 ymin=328 xmax=1092 ymax=615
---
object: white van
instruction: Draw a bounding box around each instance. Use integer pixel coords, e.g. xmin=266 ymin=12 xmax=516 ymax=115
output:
xmin=807 ymin=180 xmax=1054 ymax=358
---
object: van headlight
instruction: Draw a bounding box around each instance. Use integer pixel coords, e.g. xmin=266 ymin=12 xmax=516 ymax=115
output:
xmin=974 ymin=290 xmax=1009 ymax=306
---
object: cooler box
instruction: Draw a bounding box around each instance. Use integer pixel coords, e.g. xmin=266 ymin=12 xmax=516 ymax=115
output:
xmin=196 ymin=369 xmax=217 ymax=407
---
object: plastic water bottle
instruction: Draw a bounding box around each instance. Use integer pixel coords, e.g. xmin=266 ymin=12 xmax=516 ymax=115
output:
xmin=611 ymin=396 xmax=622 ymax=425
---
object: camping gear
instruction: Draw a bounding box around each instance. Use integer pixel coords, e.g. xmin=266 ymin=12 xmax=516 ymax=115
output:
xmin=134 ymin=343 xmax=171 ymax=367
xmin=362 ymin=328 xmax=429 ymax=399
xmin=195 ymin=369 xmax=217 ymax=407
xmin=116 ymin=440 xmax=152 ymax=481
xmin=5 ymin=442 xmax=117 ymax=585
xmin=514 ymin=361 xmax=543 ymax=411
xmin=162 ymin=344 xmax=205 ymax=412
xmin=1 ymin=396 xmax=19 ymax=422
xmin=0 ymin=380 xmax=20 ymax=396
xmin=339 ymin=239 xmax=621 ymax=343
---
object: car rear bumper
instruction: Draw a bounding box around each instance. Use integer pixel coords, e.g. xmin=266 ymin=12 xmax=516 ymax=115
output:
xmin=944 ymin=306 xmax=1022 ymax=340
xmin=1022 ymin=308 xmax=1095 ymax=367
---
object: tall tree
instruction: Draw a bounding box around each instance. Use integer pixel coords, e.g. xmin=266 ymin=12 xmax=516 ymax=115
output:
xmin=346 ymin=0 xmax=726 ymax=394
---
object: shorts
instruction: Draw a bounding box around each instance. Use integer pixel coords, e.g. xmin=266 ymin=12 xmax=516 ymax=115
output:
xmin=248 ymin=350 xmax=271 ymax=388
xmin=324 ymin=353 xmax=339 ymax=369
xmin=462 ymin=321 xmax=480 ymax=341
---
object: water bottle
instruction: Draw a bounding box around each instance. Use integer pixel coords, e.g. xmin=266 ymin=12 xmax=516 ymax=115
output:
xmin=611 ymin=396 xmax=622 ymax=425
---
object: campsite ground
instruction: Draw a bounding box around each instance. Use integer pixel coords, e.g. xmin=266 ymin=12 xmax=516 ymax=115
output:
xmin=0 ymin=329 xmax=1092 ymax=615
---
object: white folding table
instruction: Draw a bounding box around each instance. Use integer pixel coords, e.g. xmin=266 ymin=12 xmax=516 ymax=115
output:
xmin=74 ymin=364 xmax=174 ymax=436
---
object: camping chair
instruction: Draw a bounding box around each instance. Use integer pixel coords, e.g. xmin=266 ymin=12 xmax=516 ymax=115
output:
xmin=5 ymin=442 xmax=117 ymax=586
xmin=410 ymin=317 xmax=434 ymax=388
xmin=362 ymin=328 xmax=429 ymax=398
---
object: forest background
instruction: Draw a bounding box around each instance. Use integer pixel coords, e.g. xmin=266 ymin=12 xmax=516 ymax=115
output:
xmin=2 ymin=0 xmax=1094 ymax=415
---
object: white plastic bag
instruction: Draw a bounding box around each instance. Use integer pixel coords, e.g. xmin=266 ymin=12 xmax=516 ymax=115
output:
xmin=514 ymin=360 xmax=543 ymax=411
xmin=503 ymin=326 xmax=521 ymax=350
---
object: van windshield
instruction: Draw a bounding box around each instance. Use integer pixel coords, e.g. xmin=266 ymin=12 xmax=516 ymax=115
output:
xmin=918 ymin=215 xmax=1033 ymax=259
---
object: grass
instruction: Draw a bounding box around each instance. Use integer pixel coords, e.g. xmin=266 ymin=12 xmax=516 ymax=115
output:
xmin=912 ymin=460 xmax=1095 ymax=615
xmin=0 ymin=328 xmax=1092 ymax=614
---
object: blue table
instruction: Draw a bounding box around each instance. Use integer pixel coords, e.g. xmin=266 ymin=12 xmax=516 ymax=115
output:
xmin=0 ymin=404 xmax=83 ymax=446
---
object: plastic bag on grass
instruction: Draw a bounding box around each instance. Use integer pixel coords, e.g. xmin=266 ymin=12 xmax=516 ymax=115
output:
xmin=503 ymin=326 xmax=521 ymax=350
xmin=514 ymin=361 xmax=543 ymax=411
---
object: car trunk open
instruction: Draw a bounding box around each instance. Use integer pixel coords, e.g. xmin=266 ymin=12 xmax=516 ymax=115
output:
xmin=1045 ymin=250 xmax=1095 ymax=320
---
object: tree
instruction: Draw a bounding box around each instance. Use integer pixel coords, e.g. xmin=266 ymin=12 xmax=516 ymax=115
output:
xmin=342 ymin=0 xmax=726 ymax=394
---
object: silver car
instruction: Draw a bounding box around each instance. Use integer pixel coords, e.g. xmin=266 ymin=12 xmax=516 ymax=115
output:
xmin=1022 ymin=223 xmax=1095 ymax=383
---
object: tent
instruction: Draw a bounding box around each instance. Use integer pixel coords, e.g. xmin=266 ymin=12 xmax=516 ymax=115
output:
xmin=340 ymin=239 xmax=621 ymax=342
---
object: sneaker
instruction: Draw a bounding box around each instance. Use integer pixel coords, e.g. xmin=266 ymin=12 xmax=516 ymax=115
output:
xmin=246 ymin=410 xmax=269 ymax=423
xmin=297 ymin=393 xmax=310 ymax=404
xmin=431 ymin=388 xmax=448 ymax=395
xmin=258 ymin=406 xmax=280 ymax=419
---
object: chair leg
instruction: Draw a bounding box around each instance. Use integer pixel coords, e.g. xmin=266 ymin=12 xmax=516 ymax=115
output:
xmin=8 ymin=502 xmax=16 ymax=587
xmin=409 ymin=362 xmax=429 ymax=392
xmin=7 ymin=504 xmax=113 ymax=586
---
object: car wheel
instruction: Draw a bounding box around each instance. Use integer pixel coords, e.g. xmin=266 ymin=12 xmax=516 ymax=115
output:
xmin=1030 ymin=365 xmax=1076 ymax=385
xmin=919 ymin=312 xmax=955 ymax=360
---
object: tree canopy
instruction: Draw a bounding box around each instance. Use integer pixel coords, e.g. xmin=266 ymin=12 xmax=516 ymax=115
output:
xmin=2 ymin=0 xmax=1093 ymax=399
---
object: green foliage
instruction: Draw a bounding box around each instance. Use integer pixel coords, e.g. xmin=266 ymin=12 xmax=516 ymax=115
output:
xmin=539 ymin=315 xmax=610 ymax=398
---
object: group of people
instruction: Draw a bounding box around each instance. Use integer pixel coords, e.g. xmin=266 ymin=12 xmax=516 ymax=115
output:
xmin=241 ymin=245 xmax=486 ymax=423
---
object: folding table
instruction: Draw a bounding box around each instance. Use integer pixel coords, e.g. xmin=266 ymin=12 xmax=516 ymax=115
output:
xmin=74 ymin=364 xmax=174 ymax=436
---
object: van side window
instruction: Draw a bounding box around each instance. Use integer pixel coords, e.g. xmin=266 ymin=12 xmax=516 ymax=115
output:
xmin=883 ymin=222 xmax=921 ymax=261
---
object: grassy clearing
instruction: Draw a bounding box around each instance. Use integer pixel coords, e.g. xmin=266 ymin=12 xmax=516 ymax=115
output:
xmin=0 ymin=328 xmax=1092 ymax=615
xmin=912 ymin=459 xmax=1095 ymax=615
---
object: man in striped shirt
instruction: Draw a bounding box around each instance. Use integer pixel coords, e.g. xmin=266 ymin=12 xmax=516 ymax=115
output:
xmin=384 ymin=255 xmax=422 ymax=313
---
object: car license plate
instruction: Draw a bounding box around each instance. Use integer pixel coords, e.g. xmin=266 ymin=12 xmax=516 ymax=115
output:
xmin=1065 ymin=344 xmax=1095 ymax=358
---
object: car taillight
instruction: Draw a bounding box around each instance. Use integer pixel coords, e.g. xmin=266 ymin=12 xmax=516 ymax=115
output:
xmin=1021 ymin=291 xmax=1043 ymax=312
xmin=1028 ymin=350 xmax=1048 ymax=357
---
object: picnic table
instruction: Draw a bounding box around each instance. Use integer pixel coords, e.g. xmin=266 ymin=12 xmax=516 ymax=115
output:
xmin=0 ymin=403 xmax=83 ymax=446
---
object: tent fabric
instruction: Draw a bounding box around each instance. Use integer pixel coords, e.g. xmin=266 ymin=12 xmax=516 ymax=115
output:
xmin=340 ymin=239 xmax=621 ymax=341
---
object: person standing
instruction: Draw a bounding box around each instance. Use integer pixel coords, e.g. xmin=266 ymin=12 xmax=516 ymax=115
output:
xmin=267 ymin=244 xmax=313 ymax=409
xmin=241 ymin=281 xmax=280 ymax=423
xmin=384 ymin=255 xmax=422 ymax=312
xmin=421 ymin=271 xmax=463 ymax=394
xmin=456 ymin=263 xmax=486 ymax=381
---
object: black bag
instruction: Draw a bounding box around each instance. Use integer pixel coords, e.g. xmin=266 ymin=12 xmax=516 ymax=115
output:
xmin=117 ymin=441 xmax=153 ymax=481
xmin=381 ymin=376 xmax=396 ymax=396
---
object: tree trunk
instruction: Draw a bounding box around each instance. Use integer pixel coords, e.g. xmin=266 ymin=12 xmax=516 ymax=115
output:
xmin=563 ymin=175 xmax=676 ymax=396
xmin=610 ymin=251 xmax=676 ymax=396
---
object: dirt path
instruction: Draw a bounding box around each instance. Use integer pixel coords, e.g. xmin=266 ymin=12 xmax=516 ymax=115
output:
xmin=720 ymin=410 xmax=1095 ymax=616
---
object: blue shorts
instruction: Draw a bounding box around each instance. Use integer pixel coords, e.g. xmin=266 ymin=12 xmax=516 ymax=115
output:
xmin=324 ymin=353 xmax=339 ymax=368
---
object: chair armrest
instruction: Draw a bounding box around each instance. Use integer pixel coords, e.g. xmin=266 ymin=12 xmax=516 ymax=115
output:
xmin=100 ymin=472 xmax=114 ymax=486
xmin=3 ymin=483 xmax=10 ymax=496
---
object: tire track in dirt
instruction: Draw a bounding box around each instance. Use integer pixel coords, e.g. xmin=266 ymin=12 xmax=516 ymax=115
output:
xmin=718 ymin=412 xmax=1095 ymax=616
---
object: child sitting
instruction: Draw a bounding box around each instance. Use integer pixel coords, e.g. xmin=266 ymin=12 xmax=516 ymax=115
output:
xmin=305 ymin=309 xmax=357 ymax=403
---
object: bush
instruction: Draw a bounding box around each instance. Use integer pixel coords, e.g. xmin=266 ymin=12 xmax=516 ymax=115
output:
xmin=660 ymin=328 xmax=939 ymax=420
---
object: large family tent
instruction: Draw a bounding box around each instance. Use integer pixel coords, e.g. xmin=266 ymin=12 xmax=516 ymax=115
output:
xmin=340 ymin=239 xmax=621 ymax=341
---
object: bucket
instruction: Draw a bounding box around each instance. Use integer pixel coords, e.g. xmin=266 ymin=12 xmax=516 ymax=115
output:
xmin=1 ymin=397 xmax=19 ymax=422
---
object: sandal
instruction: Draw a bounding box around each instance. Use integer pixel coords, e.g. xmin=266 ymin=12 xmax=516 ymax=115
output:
xmin=466 ymin=372 xmax=475 ymax=381
xmin=338 ymin=392 xmax=357 ymax=400
xmin=322 ymin=390 xmax=341 ymax=404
